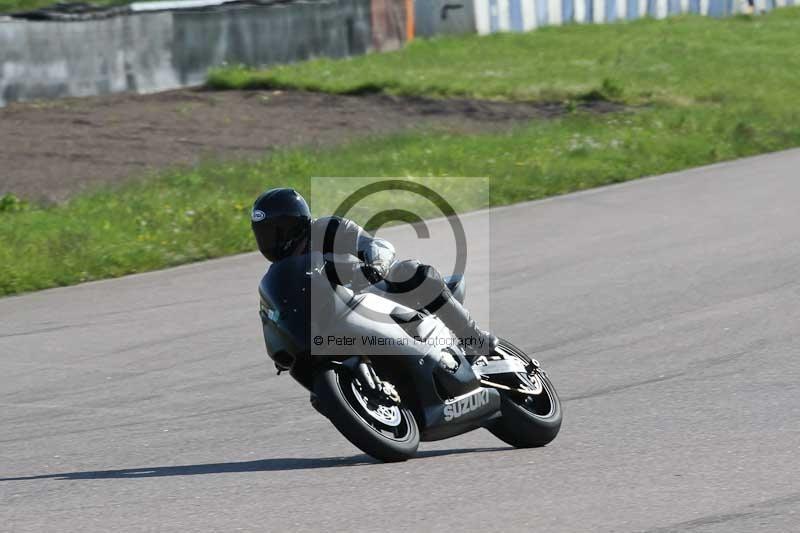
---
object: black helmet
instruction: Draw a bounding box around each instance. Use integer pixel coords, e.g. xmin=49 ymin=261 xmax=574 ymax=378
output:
xmin=251 ymin=188 xmax=312 ymax=262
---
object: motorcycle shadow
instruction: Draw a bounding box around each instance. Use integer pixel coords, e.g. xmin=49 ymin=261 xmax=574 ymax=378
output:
xmin=1 ymin=446 xmax=511 ymax=481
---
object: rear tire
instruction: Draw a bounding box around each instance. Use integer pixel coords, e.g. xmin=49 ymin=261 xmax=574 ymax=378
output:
xmin=487 ymin=340 xmax=562 ymax=448
xmin=313 ymin=366 xmax=419 ymax=462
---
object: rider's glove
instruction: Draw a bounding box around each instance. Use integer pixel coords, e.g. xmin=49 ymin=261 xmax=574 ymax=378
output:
xmin=358 ymin=238 xmax=396 ymax=285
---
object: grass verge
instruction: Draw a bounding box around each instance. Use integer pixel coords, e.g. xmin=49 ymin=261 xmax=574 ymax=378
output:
xmin=2 ymin=9 xmax=800 ymax=296
xmin=3 ymin=101 xmax=799 ymax=297
xmin=208 ymin=10 xmax=800 ymax=108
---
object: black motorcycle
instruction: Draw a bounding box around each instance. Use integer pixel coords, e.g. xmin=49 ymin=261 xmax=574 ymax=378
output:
xmin=258 ymin=253 xmax=562 ymax=462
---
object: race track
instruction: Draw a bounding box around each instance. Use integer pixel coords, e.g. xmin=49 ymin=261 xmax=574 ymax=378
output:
xmin=2 ymin=150 xmax=800 ymax=532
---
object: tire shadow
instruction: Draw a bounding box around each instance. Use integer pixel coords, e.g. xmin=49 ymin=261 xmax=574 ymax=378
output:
xmin=1 ymin=446 xmax=511 ymax=481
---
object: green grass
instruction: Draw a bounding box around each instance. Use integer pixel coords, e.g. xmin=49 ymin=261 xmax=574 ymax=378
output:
xmin=209 ymin=10 xmax=800 ymax=109
xmin=2 ymin=9 xmax=800 ymax=297
xmin=3 ymin=101 xmax=799 ymax=296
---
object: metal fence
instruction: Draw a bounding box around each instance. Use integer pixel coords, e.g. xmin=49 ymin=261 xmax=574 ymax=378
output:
xmin=471 ymin=0 xmax=791 ymax=33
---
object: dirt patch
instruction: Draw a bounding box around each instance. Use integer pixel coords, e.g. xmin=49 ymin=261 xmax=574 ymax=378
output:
xmin=0 ymin=89 xmax=622 ymax=202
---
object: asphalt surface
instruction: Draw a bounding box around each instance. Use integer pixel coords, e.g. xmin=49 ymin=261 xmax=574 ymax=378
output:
xmin=2 ymin=150 xmax=800 ymax=532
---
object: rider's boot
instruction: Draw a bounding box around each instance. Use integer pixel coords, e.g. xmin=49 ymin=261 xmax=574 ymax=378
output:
xmin=433 ymin=293 xmax=498 ymax=361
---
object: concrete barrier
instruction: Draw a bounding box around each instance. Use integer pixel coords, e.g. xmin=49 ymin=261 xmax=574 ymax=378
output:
xmin=1 ymin=13 xmax=178 ymax=106
xmin=0 ymin=0 xmax=402 ymax=107
xmin=414 ymin=0 xmax=476 ymax=37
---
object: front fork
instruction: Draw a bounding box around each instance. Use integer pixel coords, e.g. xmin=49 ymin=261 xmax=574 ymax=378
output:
xmin=347 ymin=356 xmax=402 ymax=405
xmin=310 ymin=356 xmax=402 ymax=417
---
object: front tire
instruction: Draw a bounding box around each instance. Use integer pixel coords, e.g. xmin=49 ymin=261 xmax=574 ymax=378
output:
xmin=313 ymin=366 xmax=419 ymax=462
xmin=487 ymin=340 xmax=562 ymax=448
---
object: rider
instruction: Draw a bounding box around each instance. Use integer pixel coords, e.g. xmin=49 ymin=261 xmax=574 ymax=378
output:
xmin=251 ymin=187 xmax=498 ymax=358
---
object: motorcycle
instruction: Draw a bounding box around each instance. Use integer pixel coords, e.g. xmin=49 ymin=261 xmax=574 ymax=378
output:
xmin=258 ymin=253 xmax=562 ymax=462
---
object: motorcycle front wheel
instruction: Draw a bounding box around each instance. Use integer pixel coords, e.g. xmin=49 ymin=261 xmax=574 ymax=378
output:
xmin=313 ymin=366 xmax=420 ymax=462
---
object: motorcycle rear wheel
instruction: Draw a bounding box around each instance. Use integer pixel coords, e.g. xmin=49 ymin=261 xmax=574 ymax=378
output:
xmin=313 ymin=366 xmax=420 ymax=462
xmin=487 ymin=340 xmax=562 ymax=448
